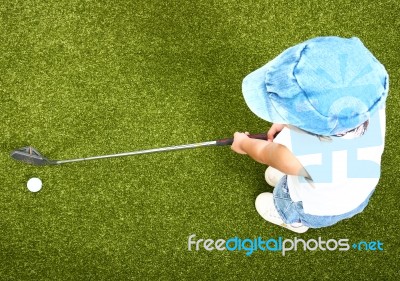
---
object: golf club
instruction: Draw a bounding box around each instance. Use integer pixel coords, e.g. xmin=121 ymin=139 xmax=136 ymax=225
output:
xmin=10 ymin=133 xmax=268 ymax=166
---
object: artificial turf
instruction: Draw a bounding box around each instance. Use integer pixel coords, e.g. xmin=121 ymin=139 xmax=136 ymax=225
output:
xmin=1 ymin=0 xmax=399 ymax=280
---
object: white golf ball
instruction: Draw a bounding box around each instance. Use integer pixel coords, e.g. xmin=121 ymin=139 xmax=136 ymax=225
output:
xmin=27 ymin=177 xmax=42 ymax=192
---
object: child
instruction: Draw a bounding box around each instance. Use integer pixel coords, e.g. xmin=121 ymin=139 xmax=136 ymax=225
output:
xmin=231 ymin=36 xmax=388 ymax=233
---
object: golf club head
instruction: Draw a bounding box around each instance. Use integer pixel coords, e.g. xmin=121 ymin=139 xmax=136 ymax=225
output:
xmin=10 ymin=146 xmax=56 ymax=166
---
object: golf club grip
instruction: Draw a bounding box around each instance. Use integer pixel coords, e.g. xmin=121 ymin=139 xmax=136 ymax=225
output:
xmin=216 ymin=133 xmax=267 ymax=146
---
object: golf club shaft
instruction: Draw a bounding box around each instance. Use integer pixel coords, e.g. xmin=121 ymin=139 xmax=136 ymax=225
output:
xmin=56 ymin=133 xmax=267 ymax=164
xmin=56 ymin=141 xmax=217 ymax=164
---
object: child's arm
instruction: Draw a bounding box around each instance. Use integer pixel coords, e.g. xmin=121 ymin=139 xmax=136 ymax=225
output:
xmin=231 ymin=132 xmax=310 ymax=178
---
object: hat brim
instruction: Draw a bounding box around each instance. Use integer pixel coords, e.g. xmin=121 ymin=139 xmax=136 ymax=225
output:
xmin=242 ymin=62 xmax=288 ymax=124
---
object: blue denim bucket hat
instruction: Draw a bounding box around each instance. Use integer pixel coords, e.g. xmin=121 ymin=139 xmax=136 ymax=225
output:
xmin=242 ymin=36 xmax=389 ymax=136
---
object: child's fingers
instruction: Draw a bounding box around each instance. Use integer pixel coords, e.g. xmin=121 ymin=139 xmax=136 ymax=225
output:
xmin=231 ymin=132 xmax=248 ymax=154
xmin=267 ymin=127 xmax=277 ymax=141
xmin=268 ymin=124 xmax=284 ymax=141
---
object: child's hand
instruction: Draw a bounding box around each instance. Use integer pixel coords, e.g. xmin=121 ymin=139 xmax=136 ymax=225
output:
xmin=231 ymin=132 xmax=250 ymax=154
xmin=267 ymin=123 xmax=285 ymax=141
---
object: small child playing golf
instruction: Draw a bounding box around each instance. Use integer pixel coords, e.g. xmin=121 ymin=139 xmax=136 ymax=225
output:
xmin=231 ymin=36 xmax=388 ymax=233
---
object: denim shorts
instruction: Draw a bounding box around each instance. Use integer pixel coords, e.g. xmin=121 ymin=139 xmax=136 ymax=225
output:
xmin=273 ymin=176 xmax=374 ymax=228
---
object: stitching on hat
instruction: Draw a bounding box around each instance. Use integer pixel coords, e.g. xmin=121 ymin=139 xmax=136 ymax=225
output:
xmin=292 ymin=52 xmax=388 ymax=135
xmin=292 ymin=44 xmax=332 ymax=119
xmin=267 ymin=91 xmax=290 ymax=122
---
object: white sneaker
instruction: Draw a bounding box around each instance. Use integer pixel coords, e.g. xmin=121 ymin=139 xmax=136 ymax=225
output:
xmin=255 ymin=192 xmax=309 ymax=233
xmin=265 ymin=166 xmax=285 ymax=187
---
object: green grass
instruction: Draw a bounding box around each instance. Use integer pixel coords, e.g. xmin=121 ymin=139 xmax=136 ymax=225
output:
xmin=1 ymin=0 xmax=399 ymax=280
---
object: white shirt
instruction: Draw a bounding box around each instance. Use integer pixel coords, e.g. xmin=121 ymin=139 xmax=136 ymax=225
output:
xmin=273 ymin=108 xmax=386 ymax=216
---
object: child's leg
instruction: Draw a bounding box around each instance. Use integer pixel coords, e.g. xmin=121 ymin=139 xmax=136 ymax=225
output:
xmin=272 ymin=176 xmax=375 ymax=228
xmin=255 ymin=192 xmax=309 ymax=233
xmin=256 ymin=175 xmax=309 ymax=233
